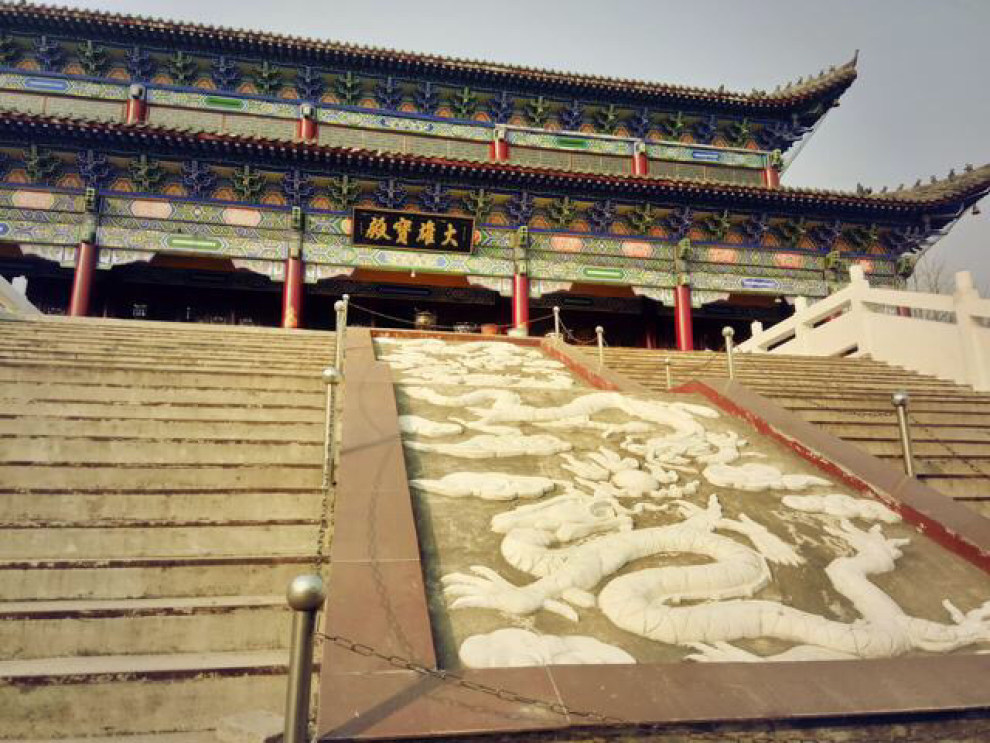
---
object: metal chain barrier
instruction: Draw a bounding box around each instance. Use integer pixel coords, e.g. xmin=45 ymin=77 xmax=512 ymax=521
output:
xmin=908 ymin=412 xmax=990 ymax=479
xmin=345 ymin=300 xmax=556 ymax=333
xmin=318 ymin=632 xmax=626 ymax=726
xmin=740 ymin=367 xmax=990 ymax=479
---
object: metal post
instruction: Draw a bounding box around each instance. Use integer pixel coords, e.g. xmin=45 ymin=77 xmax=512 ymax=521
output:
xmin=722 ymin=326 xmax=735 ymax=380
xmin=284 ymin=574 xmax=326 ymax=743
xmin=892 ymin=391 xmax=915 ymax=477
xmin=334 ymin=300 xmax=346 ymax=374
xmin=553 ymin=306 xmax=561 ymax=339
xmin=665 ymin=357 xmax=672 ymax=391
xmin=595 ymin=326 xmax=604 ymax=370
xmin=321 ymin=367 xmax=343 ymax=496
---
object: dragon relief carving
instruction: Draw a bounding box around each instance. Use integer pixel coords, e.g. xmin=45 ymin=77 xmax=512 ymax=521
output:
xmin=377 ymin=338 xmax=990 ymax=668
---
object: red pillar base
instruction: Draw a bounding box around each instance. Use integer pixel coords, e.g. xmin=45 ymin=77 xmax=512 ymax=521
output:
xmin=512 ymin=274 xmax=529 ymax=331
xmin=282 ymin=256 xmax=304 ymax=329
xmin=674 ymin=284 xmax=694 ymax=351
xmin=68 ymin=241 xmax=98 ymax=317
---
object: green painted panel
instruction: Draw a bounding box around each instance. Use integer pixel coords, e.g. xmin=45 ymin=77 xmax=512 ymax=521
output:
xmin=204 ymin=96 xmax=246 ymax=111
xmin=164 ymin=234 xmax=223 ymax=251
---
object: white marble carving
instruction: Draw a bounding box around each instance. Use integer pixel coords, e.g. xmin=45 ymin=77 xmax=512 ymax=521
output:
xmin=406 ymin=433 xmax=572 ymax=459
xmin=380 ymin=339 xmax=574 ymax=390
xmin=459 ymin=628 xmax=635 ymax=668
xmin=703 ymin=462 xmax=830 ymax=491
xmin=410 ymin=472 xmax=556 ymax=501
xmin=782 ymin=494 xmax=901 ymax=523
xmin=397 ymin=415 xmax=463 ymax=438
xmin=379 ymin=338 xmax=990 ymax=666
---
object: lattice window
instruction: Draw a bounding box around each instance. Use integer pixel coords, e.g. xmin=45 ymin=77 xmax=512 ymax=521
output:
xmin=223 ymin=114 xmax=295 ymax=141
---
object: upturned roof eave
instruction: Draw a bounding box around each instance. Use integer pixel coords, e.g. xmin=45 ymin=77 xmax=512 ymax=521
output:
xmin=0 ymin=109 xmax=985 ymax=219
xmin=1 ymin=2 xmax=855 ymax=116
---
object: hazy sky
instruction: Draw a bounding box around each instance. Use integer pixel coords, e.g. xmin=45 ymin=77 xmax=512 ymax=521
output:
xmin=59 ymin=0 xmax=990 ymax=285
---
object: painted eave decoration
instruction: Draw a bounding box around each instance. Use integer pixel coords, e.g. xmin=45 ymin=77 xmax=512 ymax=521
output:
xmin=0 ymin=2 xmax=856 ymax=115
xmin=1 ymin=108 xmax=987 ymax=219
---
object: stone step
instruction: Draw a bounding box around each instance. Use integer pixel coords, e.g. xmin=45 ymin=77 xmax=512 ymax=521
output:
xmin=872 ymin=455 xmax=990 ymax=478
xmin=747 ymin=383 xmax=983 ymax=399
xmin=0 ymin=329 xmax=334 ymax=359
xmin=626 ymin=361 xmax=963 ymax=380
xmin=0 ymin=356 xmax=330 ymax=380
xmin=0 ymin=329 xmax=333 ymax=350
xmin=0 ymin=488 xmax=320 ymax=524
xmin=917 ymin=475 xmax=990 ymax=498
xmin=0 ymin=437 xmax=322 ymax=466
xmin=0 ymin=361 xmax=322 ymax=387
xmin=0 ymin=651 xmax=292 ymax=737
xmin=845 ymin=440 xmax=990 ymax=457
xmin=832 ymin=426 xmax=990 ymax=443
xmin=15 ymin=733 xmax=216 ymax=743
xmin=0 ymin=400 xmax=324 ymax=422
xmin=767 ymin=395 xmax=990 ymax=412
xmin=792 ymin=409 xmax=990 ymax=426
xmin=610 ymin=356 xmax=960 ymax=377
xmin=613 ymin=352 xmax=934 ymax=367
xmin=0 ymin=345 xmax=333 ymax=368
xmin=629 ymin=374 xmax=972 ymax=398
xmin=0 ymin=348 xmax=331 ymax=372
xmin=0 ymin=595 xmax=289 ymax=660
xmin=0 ymin=463 xmax=322 ymax=490
xmin=1 ymin=315 xmax=333 ymax=341
xmin=0 ymin=554 xmax=313 ymax=600
xmin=0 ymin=523 xmax=319 ymax=560
xmin=0 ymin=381 xmax=325 ymax=407
xmin=0 ymin=416 xmax=322 ymax=439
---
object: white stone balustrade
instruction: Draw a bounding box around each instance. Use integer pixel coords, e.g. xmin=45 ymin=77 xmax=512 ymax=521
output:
xmin=0 ymin=274 xmax=40 ymax=319
xmin=737 ymin=265 xmax=990 ymax=391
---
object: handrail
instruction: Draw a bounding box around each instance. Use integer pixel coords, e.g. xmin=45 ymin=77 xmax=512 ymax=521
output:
xmin=738 ymin=265 xmax=990 ymax=391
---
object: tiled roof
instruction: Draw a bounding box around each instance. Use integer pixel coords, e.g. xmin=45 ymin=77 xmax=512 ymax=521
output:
xmin=0 ymin=109 xmax=986 ymax=217
xmin=0 ymin=3 xmax=857 ymax=115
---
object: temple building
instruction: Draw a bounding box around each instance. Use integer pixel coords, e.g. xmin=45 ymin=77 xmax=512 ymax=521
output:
xmin=0 ymin=3 xmax=987 ymax=348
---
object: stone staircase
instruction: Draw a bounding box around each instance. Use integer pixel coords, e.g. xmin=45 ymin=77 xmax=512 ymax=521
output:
xmin=0 ymin=316 xmax=333 ymax=739
xmin=601 ymin=347 xmax=990 ymax=518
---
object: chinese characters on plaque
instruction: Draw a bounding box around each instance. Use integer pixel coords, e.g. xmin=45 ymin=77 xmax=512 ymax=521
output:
xmin=352 ymin=207 xmax=475 ymax=255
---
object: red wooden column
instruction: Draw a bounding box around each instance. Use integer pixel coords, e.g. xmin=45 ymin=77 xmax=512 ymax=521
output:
xmin=490 ymin=126 xmax=509 ymax=161
xmin=283 ymin=207 xmax=306 ymax=328
xmin=282 ymin=253 xmax=304 ymax=328
xmin=512 ymin=274 xmax=530 ymax=330
xmin=511 ymin=226 xmax=529 ymax=332
xmin=674 ymin=282 xmax=694 ymax=351
xmin=632 ymin=141 xmax=649 ymax=176
xmin=297 ymin=103 xmax=318 ymax=142
xmin=68 ymin=240 xmax=98 ymax=317
xmin=125 ymin=84 xmax=147 ymax=125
